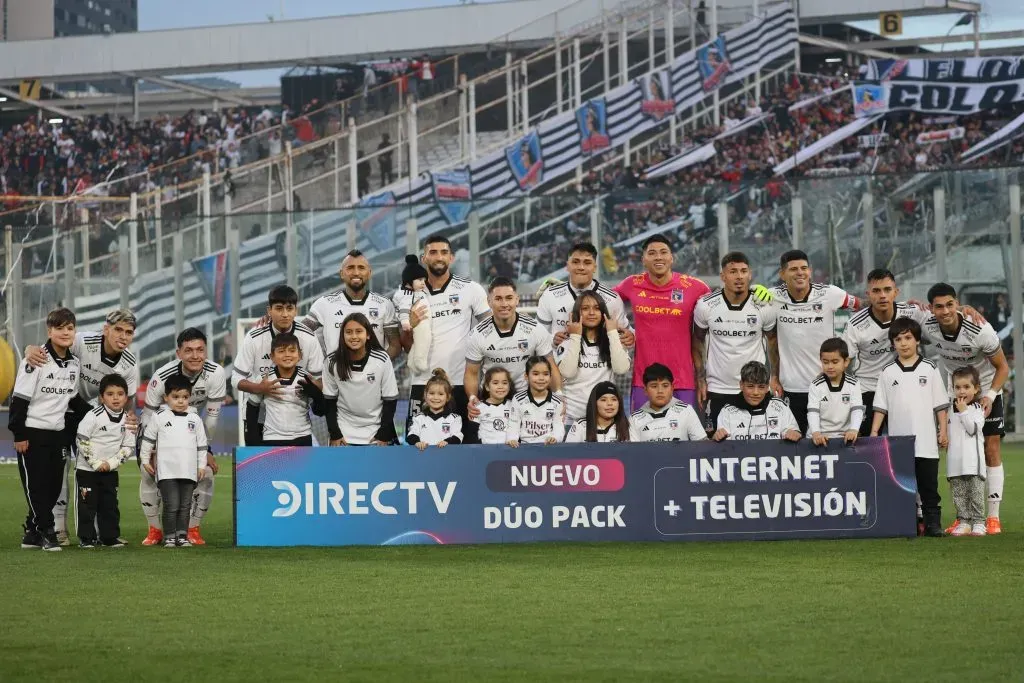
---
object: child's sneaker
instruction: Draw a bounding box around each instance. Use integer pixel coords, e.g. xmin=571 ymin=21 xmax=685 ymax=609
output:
xmin=949 ymin=522 xmax=971 ymax=537
xmin=79 ymin=539 xmax=97 ymax=548
xmin=176 ymin=537 xmax=192 ymax=547
xmin=971 ymin=523 xmax=987 ymax=537
xmin=164 ymin=538 xmax=176 ymax=548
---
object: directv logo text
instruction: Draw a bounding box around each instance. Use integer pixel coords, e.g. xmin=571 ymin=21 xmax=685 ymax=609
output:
xmin=271 ymin=481 xmax=457 ymax=517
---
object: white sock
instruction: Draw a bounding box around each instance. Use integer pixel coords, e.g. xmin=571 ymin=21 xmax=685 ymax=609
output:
xmin=53 ymin=458 xmax=71 ymax=533
xmin=915 ymin=493 xmax=922 ymax=519
xmin=189 ymin=469 xmax=215 ymax=528
xmin=987 ymin=465 xmax=1004 ymax=519
xmin=139 ymin=466 xmax=162 ymax=528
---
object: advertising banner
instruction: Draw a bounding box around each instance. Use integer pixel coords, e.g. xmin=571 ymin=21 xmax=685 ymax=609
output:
xmin=235 ymin=437 xmax=918 ymax=547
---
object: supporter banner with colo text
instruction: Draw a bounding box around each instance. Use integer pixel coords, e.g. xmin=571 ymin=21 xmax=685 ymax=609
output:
xmin=234 ymin=437 xmax=917 ymax=546
xmin=856 ymin=56 xmax=1024 ymax=116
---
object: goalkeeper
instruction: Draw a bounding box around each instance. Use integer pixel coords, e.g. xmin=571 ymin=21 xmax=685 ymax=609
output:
xmin=74 ymin=374 xmax=136 ymax=548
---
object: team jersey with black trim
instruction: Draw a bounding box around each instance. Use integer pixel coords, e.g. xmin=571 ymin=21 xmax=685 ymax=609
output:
xmin=465 ymin=314 xmax=554 ymax=392
xmin=307 ymin=290 xmax=398 ymax=356
xmin=806 ymin=373 xmax=864 ymax=437
xmin=472 ymin=400 xmax=518 ymax=445
xmin=921 ymin=313 xmax=1001 ymax=393
xmin=692 ymin=291 xmax=777 ymax=393
xmin=770 ymin=283 xmax=857 ymax=393
xmin=393 ymin=274 xmax=489 ymax=385
xmin=75 ymin=405 xmax=135 ymax=473
xmin=628 ymin=400 xmax=707 ymax=442
xmin=246 ymin=367 xmax=318 ymax=441
xmin=510 ymin=390 xmax=565 ymax=443
xmin=9 ymin=344 xmax=82 ymax=437
xmin=536 ymin=280 xmax=629 ymax=335
xmin=873 ymin=357 xmax=948 ymax=459
xmin=841 ymin=303 xmax=930 ymax=392
xmin=232 ymin=322 xmax=324 ymax=391
xmin=564 ymin=419 xmax=621 ymax=443
xmin=716 ymin=398 xmax=799 ymax=440
xmin=140 ymin=408 xmax=208 ymax=482
xmin=72 ymin=331 xmax=140 ymax=403
xmin=322 ymin=349 xmax=399 ymax=445
xmin=144 ymin=359 xmax=227 ymax=434
xmin=407 ymin=410 xmax=464 ymax=445
xmin=555 ymin=336 xmax=617 ymax=422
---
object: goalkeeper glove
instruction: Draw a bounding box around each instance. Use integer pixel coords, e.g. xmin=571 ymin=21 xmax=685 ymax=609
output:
xmin=752 ymin=284 xmax=774 ymax=303
xmin=536 ymin=276 xmax=564 ymax=296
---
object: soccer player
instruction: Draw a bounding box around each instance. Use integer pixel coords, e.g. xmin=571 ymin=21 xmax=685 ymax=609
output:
xmin=23 ymin=308 xmax=140 ymax=546
xmin=692 ymin=251 xmax=779 ymax=427
xmin=234 ymin=285 xmax=325 ymax=441
xmin=465 ymin=276 xmax=560 ymax=397
xmin=141 ymin=327 xmax=227 ymax=547
xmin=628 ymin=363 xmax=707 ymax=442
xmin=871 ymin=318 xmax=949 ymax=537
xmin=713 ymin=361 xmax=801 ymax=442
xmin=921 ymin=283 xmax=1010 ymax=534
xmin=614 ymin=234 xmax=711 ymax=411
xmin=397 ymin=233 xmax=490 ymax=430
xmin=806 ymin=338 xmax=863 ymax=446
xmin=769 ymin=250 xmax=859 ymax=435
xmin=303 ymin=250 xmax=401 ymax=359
xmin=9 ymin=308 xmax=92 ymax=551
xmin=245 ymin=332 xmax=325 ymax=447
xmin=140 ymin=375 xmax=209 ymax=548
xmin=74 ymin=374 xmax=136 ymax=548
xmin=841 ymin=270 xmax=930 ymax=436
xmin=536 ymin=241 xmax=632 ymax=345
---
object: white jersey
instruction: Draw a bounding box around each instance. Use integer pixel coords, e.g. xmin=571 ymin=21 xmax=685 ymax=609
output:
xmin=555 ymin=336 xmax=619 ymax=422
xmin=629 ymin=400 xmax=706 ymax=442
xmin=510 ymin=390 xmax=565 ymax=443
xmin=536 ymin=280 xmax=629 ymax=335
xmin=75 ymin=405 xmax=135 ymax=473
xmin=232 ymin=322 xmax=324 ymax=391
xmin=72 ymin=331 xmax=140 ymax=403
xmin=139 ymin=408 xmax=208 ymax=482
xmin=144 ymin=359 xmax=227 ymax=435
xmin=806 ymin=373 xmax=864 ymax=436
xmin=693 ymin=291 xmax=777 ymax=393
xmin=921 ymin=314 xmax=1001 ymax=393
xmin=770 ymin=283 xmax=855 ymax=393
xmin=564 ymin=419 xmax=622 ymax=443
xmin=307 ymin=290 xmax=398 ymax=356
xmin=472 ymin=400 xmax=518 ymax=445
xmin=11 ymin=346 xmax=82 ymax=434
xmin=466 ymin=315 xmax=554 ymax=392
xmin=873 ymin=357 xmax=948 ymax=459
xmin=716 ymin=398 xmax=799 ymax=440
xmin=841 ymin=303 xmax=930 ymax=392
xmin=394 ymin=274 xmax=489 ymax=385
xmin=407 ymin=410 xmax=464 ymax=445
xmin=947 ymin=403 xmax=985 ymax=478
xmin=246 ymin=367 xmax=318 ymax=441
xmin=322 ymin=349 xmax=399 ymax=445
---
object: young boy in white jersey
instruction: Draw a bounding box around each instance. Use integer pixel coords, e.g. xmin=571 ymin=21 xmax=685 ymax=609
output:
xmin=75 ymin=374 xmax=136 ymax=548
xmin=870 ymin=317 xmax=949 ymax=537
xmin=713 ymin=361 xmax=800 ymax=441
xmin=140 ymin=375 xmax=208 ymax=548
xmin=807 ymin=338 xmax=863 ymax=446
xmin=629 ymin=363 xmax=706 ymax=442
xmin=245 ymin=333 xmax=325 ymax=447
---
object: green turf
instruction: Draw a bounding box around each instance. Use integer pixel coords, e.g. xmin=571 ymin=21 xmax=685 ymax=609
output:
xmin=0 ymin=449 xmax=1021 ymax=682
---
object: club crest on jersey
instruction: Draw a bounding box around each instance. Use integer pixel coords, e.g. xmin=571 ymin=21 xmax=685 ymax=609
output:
xmin=449 ymin=294 xmax=460 ymax=305
xmin=669 ymin=420 xmax=678 ymax=429
xmin=518 ymin=340 xmax=529 ymax=351
xmin=747 ymin=314 xmax=758 ymax=326
xmin=671 ymin=289 xmax=683 ymax=303
xmin=493 ymin=418 xmax=506 ymax=431
xmin=24 ymin=364 xmax=34 ymax=374
xmin=812 ymin=303 xmax=823 ymax=312
xmin=69 ymin=372 xmax=76 ymax=383
xmin=187 ymin=421 xmax=196 ymax=433
xmin=768 ymin=418 xmax=778 ymax=428
xmin=368 ymin=307 xmax=379 ymax=318
xmin=842 ymin=395 xmax=851 ymax=403
xmin=545 ymin=409 xmax=555 ymax=419
xmin=442 ymin=423 xmax=451 ymax=434
xmin=919 ymin=376 xmax=928 ymax=386
xmin=364 ymin=373 xmax=376 ymax=384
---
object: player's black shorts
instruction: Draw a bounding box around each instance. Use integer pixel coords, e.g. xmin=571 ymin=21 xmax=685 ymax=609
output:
xmin=983 ymin=394 xmax=1005 ymax=438
xmin=860 ymin=391 xmax=886 ymax=437
xmin=784 ymin=391 xmax=809 ymax=435
xmin=707 ymin=392 xmax=739 ymax=430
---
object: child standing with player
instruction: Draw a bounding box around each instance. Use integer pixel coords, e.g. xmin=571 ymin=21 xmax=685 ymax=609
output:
xmin=74 ymin=374 xmax=136 ymax=548
xmin=472 ymin=367 xmax=518 ymax=445
xmin=565 ymin=381 xmax=631 ymax=443
xmin=397 ymin=255 xmax=431 ymax=374
xmin=406 ymin=369 xmax=463 ymax=449
xmin=244 ymin=332 xmax=325 ymax=447
xmin=946 ymin=366 xmax=987 ymax=537
xmin=508 ymin=356 xmax=565 ymax=446
xmin=628 ymin=363 xmax=707 ymax=442
xmin=140 ymin=375 xmax=208 ymax=547
xmin=807 ymin=338 xmax=863 ymax=446
xmin=713 ymin=361 xmax=801 ymax=442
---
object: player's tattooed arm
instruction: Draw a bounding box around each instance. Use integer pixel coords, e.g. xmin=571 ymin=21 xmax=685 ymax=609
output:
xmin=300 ymin=315 xmax=321 ymax=332
xmin=692 ymin=324 xmax=708 ymax=405
xmin=765 ymin=329 xmax=783 ymax=397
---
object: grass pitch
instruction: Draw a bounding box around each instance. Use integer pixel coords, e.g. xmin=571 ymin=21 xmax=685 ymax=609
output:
xmin=0 ymin=449 xmax=1021 ymax=682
